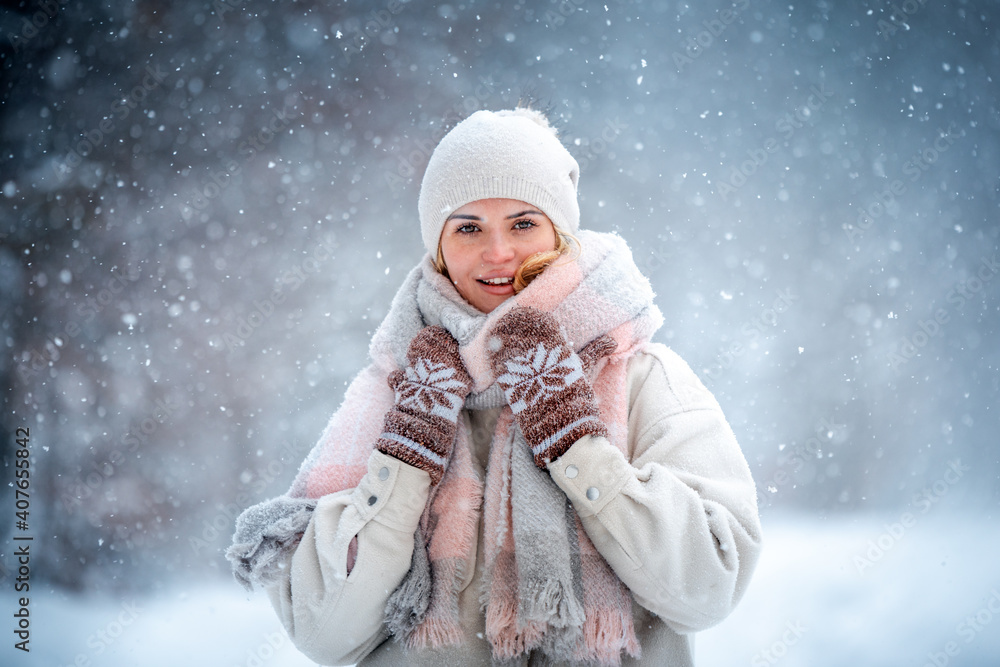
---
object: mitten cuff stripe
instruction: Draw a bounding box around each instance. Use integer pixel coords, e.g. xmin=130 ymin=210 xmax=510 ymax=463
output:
xmin=379 ymin=432 xmax=448 ymax=467
xmin=531 ymin=415 xmax=603 ymax=457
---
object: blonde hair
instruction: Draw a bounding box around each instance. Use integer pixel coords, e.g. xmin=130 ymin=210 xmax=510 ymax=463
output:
xmin=434 ymin=227 xmax=580 ymax=294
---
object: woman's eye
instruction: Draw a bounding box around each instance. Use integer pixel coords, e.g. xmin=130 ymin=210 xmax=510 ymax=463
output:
xmin=513 ymin=218 xmax=536 ymax=230
xmin=456 ymin=223 xmax=479 ymax=234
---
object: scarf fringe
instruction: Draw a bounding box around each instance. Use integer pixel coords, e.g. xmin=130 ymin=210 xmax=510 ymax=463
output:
xmin=406 ymin=615 xmax=465 ymax=650
xmin=485 ymin=550 xmax=546 ymax=657
xmin=577 ymin=606 xmax=642 ymax=666
xmin=488 ymin=612 xmax=546 ymax=659
xmin=519 ymin=578 xmax=586 ymax=628
xmin=574 ymin=552 xmax=642 ymax=667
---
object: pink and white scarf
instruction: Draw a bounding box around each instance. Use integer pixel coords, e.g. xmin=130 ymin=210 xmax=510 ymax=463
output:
xmin=229 ymin=230 xmax=663 ymax=665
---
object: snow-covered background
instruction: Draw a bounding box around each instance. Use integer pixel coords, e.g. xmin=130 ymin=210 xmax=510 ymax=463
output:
xmin=1 ymin=0 xmax=997 ymax=665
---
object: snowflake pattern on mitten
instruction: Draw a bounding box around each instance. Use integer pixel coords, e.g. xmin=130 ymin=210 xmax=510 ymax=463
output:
xmin=376 ymin=326 xmax=473 ymax=484
xmin=489 ymin=307 xmax=616 ymax=468
xmin=497 ymin=342 xmax=584 ymax=414
xmin=395 ymin=358 xmax=467 ymax=422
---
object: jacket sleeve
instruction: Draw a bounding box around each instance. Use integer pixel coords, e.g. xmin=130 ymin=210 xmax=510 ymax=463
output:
xmin=546 ymin=343 xmax=762 ymax=633
xmin=266 ymin=449 xmax=431 ymax=666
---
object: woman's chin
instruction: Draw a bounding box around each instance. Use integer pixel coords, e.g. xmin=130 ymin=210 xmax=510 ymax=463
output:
xmin=470 ymin=286 xmax=514 ymax=314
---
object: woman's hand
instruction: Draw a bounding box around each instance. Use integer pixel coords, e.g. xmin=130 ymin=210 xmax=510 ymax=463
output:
xmin=375 ymin=326 xmax=473 ymax=485
xmin=488 ymin=307 xmax=617 ymax=468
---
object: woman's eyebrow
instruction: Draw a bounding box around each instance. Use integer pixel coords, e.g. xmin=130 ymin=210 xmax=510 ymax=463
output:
xmin=505 ymin=209 xmax=543 ymax=219
xmin=446 ymin=213 xmax=482 ymax=221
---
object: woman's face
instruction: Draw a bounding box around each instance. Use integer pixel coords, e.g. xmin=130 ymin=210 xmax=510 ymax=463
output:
xmin=439 ymin=198 xmax=558 ymax=314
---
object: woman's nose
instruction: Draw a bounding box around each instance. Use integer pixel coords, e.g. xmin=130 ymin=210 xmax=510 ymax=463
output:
xmin=482 ymin=232 xmax=515 ymax=264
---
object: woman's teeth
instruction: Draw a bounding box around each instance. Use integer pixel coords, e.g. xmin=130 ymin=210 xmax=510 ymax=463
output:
xmin=480 ymin=277 xmax=512 ymax=285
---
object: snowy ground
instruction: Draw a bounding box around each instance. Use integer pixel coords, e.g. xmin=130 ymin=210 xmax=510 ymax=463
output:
xmin=3 ymin=511 xmax=999 ymax=667
xmin=698 ymin=511 xmax=1000 ymax=667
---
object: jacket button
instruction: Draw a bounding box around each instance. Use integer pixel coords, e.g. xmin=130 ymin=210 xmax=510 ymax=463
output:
xmin=378 ymin=466 xmax=389 ymax=481
xmin=586 ymin=487 xmax=600 ymax=501
xmin=367 ymin=495 xmax=377 ymax=506
xmin=565 ymin=465 xmax=579 ymax=479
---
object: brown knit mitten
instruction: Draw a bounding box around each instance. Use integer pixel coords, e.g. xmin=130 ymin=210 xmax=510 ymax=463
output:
xmin=488 ymin=307 xmax=617 ymax=468
xmin=375 ymin=326 xmax=473 ymax=485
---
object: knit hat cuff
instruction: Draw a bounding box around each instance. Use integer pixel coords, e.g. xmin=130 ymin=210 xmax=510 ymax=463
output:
xmin=422 ymin=175 xmax=578 ymax=251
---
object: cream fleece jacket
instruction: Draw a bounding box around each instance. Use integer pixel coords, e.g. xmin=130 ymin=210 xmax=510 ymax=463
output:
xmin=266 ymin=343 xmax=762 ymax=666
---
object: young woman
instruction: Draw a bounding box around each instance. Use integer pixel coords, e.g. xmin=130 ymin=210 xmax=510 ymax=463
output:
xmin=228 ymin=108 xmax=762 ymax=666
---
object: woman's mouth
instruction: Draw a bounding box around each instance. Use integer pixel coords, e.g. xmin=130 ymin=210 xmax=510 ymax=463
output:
xmin=478 ymin=276 xmax=513 ymax=286
xmin=475 ymin=276 xmax=516 ymax=296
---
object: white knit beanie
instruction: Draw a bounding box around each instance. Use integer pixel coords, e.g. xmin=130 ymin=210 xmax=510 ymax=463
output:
xmin=417 ymin=108 xmax=581 ymax=254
